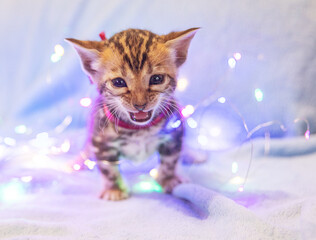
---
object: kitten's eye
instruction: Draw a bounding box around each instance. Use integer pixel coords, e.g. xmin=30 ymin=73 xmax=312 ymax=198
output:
xmin=112 ymin=78 xmax=127 ymax=88
xmin=150 ymin=74 xmax=164 ymax=85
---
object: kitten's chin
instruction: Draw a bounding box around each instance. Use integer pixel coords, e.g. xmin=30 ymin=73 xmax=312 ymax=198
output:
xmin=128 ymin=110 xmax=153 ymax=125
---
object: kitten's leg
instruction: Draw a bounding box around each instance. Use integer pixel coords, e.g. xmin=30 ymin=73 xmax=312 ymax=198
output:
xmin=157 ymin=127 xmax=184 ymax=193
xmin=92 ymin=140 xmax=128 ymax=201
xmin=97 ymin=162 xmax=128 ymax=201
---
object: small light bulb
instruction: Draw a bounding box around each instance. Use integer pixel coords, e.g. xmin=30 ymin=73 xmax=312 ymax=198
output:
xmin=218 ymin=97 xmax=226 ymax=103
xmin=305 ymin=130 xmax=310 ymax=140
xmin=149 ymin=168 xmax=158 ymax=179
xmin=181 ymin=105 xmax=195 ymax=118
xmin=54 ymin=44 xmax=64 ymax=56
xmin=73 ymin=164 xmax=81 ymax=171
xmin=80 ymin=97 xmax=92 ymax=107
xmin=51 ymin=53 xmax=61 ymax=63
xmin=171 ymin=120 xmax=181 ymax=128
xmin=20 ymin=176 xmax=33 ymax=183
xmin=61 ymin=139 xmax=71 ymax=153
xmin=255 ymin=88 xmax=263 ymax=102
xmin=229 ymin=176 xmax=244 ymax=185
xmin=228 ymin=58 xmax=236 ymax=69
xmin=233 ymin=52 xmax=242 ymax=61
xmin=187 ymin=117 xmax=198 ymax=128
xmin=177 ymin=77 xmax=189 ymax=91
xmin=84 ymin=159 xmax=96 ymax=170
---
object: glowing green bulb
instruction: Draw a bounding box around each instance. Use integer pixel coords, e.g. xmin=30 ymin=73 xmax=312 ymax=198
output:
xmin=255 ymin=88 xmax=263 ymax=102
xmin=133 ymin=181 xmax=163 ymax=193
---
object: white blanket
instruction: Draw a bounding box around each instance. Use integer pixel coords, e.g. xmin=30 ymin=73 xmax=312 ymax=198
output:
xmin=0 ymin=136 xmax=316 ymax=240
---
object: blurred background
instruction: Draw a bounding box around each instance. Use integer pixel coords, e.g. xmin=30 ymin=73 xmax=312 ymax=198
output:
xmin=0 ymin=0 xmax=315 ymax=152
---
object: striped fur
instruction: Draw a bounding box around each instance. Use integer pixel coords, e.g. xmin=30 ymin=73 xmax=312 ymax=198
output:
xmin=66 ymin=28 xmax=198 ymax=200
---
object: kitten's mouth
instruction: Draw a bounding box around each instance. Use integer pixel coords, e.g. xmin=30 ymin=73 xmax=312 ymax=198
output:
xmin=129 ymin=110 xmax=152 ymax=123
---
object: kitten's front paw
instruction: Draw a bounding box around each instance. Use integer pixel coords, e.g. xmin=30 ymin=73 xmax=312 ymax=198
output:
xmin=99 ymin=188 xmax=129 ymax=201
xmin=157 ymin=175 xmax=185 ymax=194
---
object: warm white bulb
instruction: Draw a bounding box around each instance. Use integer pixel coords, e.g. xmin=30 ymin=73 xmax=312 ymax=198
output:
xmin=54 ymin=44 xmax=64 ymax=56
xmin=233 ymin=52 xmax=242 ymax=60
xmin=177 ymin=77 xmax=189 ymax=91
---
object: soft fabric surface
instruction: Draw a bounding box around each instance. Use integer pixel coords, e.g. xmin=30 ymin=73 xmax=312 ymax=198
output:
xmin=0 ymin=136 xmax=315 ymax=240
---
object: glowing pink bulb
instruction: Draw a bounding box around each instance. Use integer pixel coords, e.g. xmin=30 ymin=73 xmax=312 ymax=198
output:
xmin=305 ymin=130 xmax=310 ymax=140
xmin=238 ymin=186 xmax=244 ymax=192
xmin=181 ymin=105 xmax=194 ymax=118
xmin=233 ymin=52 xmax=242 ymax=61
xmin=80 ymin=97 xmax=92 ymax=107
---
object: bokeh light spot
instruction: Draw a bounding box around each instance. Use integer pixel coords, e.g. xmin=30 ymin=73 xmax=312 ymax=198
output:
xmin=187 ymin=117 xmax=198 ymax=128
xmin=149 ymin=168 xmax=158 ymax=179
xmin=228 ymin=58 xmax=236 ymax=69
xmin=133 ymin=181 xmax=162 ymax=193
xmin=51 ymin=53 xmax=61 ymax=63
xmin=177 ymin=77 xmax=189 ymax=91
xmin=80 ymin=97 xmax=92 ymax=107
xmin=84 ymin=159 xmax=96 ymax=170
xmin=15 ymin=125 xmax=27 ymax=134
xmin=233 ymin=52 xmax=242 ymax=61
xmin=73 ymin=164 xmax=81 ymax=171
xmin=255 ymin=88 xmax=263 ymax=102
xmin=218 ymin=97 xmax=226 ymax=103
xmin=54 ymin=44 xmax=64 ymax=56
xmin=181 ymin=105 xmax=195 ymax=118
xmin=61 ymin=139 xmax=70 ymax=153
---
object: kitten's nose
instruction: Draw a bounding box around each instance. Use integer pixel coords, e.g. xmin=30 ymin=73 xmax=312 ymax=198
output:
xmin=134 ymin=103 xmax=147 ymax=111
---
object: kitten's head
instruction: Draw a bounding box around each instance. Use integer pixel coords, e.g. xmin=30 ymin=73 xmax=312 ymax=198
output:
xmin=66 ymin=28 xmax=198 ymax=125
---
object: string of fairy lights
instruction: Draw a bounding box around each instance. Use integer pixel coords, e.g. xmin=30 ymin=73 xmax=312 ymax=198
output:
xmin=0 ymin=42 xmax=311 ymax=202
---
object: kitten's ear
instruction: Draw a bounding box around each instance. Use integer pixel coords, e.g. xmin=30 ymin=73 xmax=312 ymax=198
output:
xmin=65 ymin=38 xmax=105 ymax=79
xmin=164 ymin=28 xmax=199 ymax=67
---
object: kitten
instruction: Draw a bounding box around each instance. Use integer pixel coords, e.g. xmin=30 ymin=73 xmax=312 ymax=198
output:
xmin=66 ymin=28 xmax=198 ymax=200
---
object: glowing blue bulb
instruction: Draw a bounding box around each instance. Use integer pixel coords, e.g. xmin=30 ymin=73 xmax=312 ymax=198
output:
xmin=171 ymin=120 xmax=181 ymax=128
xmin=255 ymin=88 xmax=263 ymax=102
xmin=187 ymin=117 xmax=197 ymax=128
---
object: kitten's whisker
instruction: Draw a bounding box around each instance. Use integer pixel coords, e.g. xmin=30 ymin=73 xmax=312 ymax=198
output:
xmin=159 ymin=103 xmax=172 ymax=118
